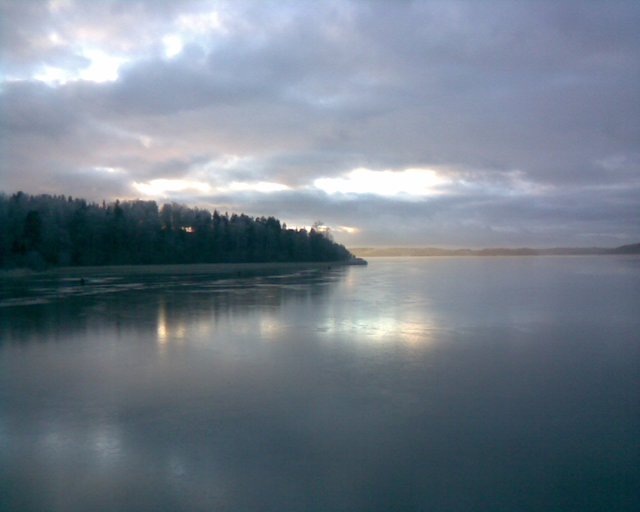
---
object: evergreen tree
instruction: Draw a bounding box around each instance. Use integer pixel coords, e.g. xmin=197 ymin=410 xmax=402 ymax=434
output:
xmin=0 ymin=192 xmax=353 ymax=269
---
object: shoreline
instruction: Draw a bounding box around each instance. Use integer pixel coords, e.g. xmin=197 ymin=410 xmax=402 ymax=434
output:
xmin=349 ymin=244 xmax=640 ymax=258
xmin=1 ymin=258 xmax=368 ymax=280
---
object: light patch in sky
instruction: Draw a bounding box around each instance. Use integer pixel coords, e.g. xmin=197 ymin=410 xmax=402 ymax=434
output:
xmin=94 ymin=166 xmax=125 ymax=174
xmin=33 ymin=66 xmax=73 ymax=85
xmin=163 ymin=35 xmax=184 ymax=57
xmin=49 ymin=0 xmax=73 ymax=12
xmin=134 ymin=179 xmax=212 ymax=196
xmin=177 ymin=11 xmax=223 ymax=33
xmin=336 ymin=226 xmax=358 ymax=234
xmin=79 ymin=49 xmax=127 ymax=82
xmin=314 ymin=168 xmax=446 ymax=197
xmin=134 ymin=179 xmax=289 ymax=196
xmin=162 ymin=11 xmax=224 ymax=59
xmin=48 ymin=32 xmax=66 ymax=46
xmin=226 ymin=181 xmax=290 ymax=193
xmin=33 ymin=48 xmax=127 ymax=84
xmin=452 ymin=170 xmax=552 ymax=196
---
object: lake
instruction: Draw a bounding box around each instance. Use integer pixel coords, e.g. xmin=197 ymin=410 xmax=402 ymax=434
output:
xmin=1 ymin=256 xmax=639 ymax=512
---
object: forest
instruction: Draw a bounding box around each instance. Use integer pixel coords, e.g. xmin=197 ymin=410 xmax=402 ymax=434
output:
xmin=0 ymin=192 xmax=353 ymax=269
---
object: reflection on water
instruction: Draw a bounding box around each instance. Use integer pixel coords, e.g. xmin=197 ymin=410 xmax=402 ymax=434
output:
xmin=316 ymin=311 xmax=438 ymax=346
xmin=1 ymin=257 xmax=639 ymax=512
xmin=0 ymin=268 xmax=347 ymax=344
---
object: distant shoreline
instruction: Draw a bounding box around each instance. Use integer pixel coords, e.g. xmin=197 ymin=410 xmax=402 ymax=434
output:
xmin=349 ymin=244 xmax=640 ymax=258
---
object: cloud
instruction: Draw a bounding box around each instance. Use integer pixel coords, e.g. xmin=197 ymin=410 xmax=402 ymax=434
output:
xmin=1 ymin=0 xmax=638 ymax=247
xmin=314 ymin=168 xmax=446 ymax=197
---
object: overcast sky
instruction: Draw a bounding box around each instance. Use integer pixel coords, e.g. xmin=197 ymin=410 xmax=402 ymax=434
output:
xmin=1 ymin=0 xmax=638 ymax=248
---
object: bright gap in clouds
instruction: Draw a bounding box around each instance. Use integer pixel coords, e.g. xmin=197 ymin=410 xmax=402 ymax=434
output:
xmin=34 ymin=49 xmax=128 ymax=84
xmin=314 ymin=168 xmax=446 ymax=197
xmin=226 ymin=182 xmax=290 ymax=193
xmin=163 ymin=35 xmax=184 ymax=57
xmin=134 ymin=179 xmax=212 ymax=196
xmin=176 ymin=10 xmax=223 ymax=32
xmin=134 ymin=179 xmax=290 ymax=197
xmin=79 ymin=50 xmax=128 ymax=82
xmin=163 ymin=10 xmax=224 ymax=58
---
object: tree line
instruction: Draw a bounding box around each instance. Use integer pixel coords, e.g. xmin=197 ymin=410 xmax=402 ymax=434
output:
xmin=0 ymin=192 xmax=353 ymax=269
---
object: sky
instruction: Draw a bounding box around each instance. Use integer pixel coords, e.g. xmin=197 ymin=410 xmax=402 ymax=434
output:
xmin=1 ymin=0 xmax=639 ymax=248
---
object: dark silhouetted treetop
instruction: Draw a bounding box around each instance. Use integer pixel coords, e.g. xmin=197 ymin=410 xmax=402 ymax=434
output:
xmin=0 ymin=192 xmax=353 ymax=269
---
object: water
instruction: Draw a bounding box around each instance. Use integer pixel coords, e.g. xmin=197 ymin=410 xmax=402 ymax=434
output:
xmin=1 ymin=257 xmax=639 ymax=512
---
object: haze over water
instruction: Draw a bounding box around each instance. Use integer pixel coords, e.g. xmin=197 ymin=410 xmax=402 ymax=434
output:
xmin=1 ymin=256 xmax=639 ymax=511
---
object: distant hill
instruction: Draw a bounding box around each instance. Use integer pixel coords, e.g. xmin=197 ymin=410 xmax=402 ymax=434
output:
xmin=610 ymin=243 xmax=640 ymax=254
xmin=350 ymin=247 xmax=538 ymax=257
xmin=350 ymin=243 xmax=640 ymax=258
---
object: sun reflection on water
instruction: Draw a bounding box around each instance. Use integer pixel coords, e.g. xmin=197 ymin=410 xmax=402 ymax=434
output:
xmin=316 ymin=310 xmax=439 ymax=347
xmin=156 ymin=299 xmax=190 ymax=356
xmin=151 ymin=268 xmax=441 ymax=351
xmin=90 ymin=425 xmax=122 ymax=466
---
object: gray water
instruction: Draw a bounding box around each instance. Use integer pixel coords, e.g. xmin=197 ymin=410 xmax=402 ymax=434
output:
xmin=1 ymin=257 xmax=639 ymax=512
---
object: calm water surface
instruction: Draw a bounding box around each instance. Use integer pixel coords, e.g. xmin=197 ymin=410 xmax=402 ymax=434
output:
xmin=1 ymin=257 xmax=639 ymax=511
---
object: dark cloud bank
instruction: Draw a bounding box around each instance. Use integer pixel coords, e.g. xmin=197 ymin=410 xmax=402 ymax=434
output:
xmin=1 ymin=0 xmax=638 ymax=248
